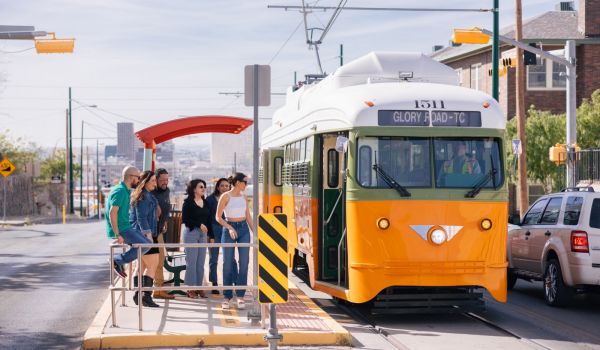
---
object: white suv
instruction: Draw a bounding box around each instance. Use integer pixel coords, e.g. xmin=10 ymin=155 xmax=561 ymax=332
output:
xmin=507 ymin=187 xmax=600 ymax=306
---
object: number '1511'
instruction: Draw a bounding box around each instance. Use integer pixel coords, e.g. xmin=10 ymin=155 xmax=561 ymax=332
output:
xmin=415 ymin=100 xmax=445 ymax=109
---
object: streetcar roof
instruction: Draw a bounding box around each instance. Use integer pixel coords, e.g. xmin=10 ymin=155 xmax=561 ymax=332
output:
xmin=262 ymin=52 xmax=505 ymax=148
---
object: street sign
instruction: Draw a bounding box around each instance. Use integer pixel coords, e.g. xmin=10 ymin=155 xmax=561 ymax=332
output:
xmin=51 ymin=175 xmax=62 ymax=184
xmin=244 ymin=65 xmax=271 ymax=107
xmin=512 ymin=139 xmax=522 ymax=155
xmin=0 ymin=158 xmax=16 ymax=177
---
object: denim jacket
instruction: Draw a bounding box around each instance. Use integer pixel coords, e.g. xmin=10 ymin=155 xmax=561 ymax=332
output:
xmin=129 ymin=189 xmax=159 ymax=238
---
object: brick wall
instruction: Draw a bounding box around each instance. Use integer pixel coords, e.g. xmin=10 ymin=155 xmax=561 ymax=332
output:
xmin=579 ymin=0 xmax=600 ymax=37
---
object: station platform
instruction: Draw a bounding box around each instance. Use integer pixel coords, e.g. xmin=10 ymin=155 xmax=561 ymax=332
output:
xmin=83 ymin=278 xmax=350 ymax=349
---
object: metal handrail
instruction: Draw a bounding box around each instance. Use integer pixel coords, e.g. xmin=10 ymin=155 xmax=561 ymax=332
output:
xmin=324 ymin=188 xmax=343 ymax=225
xmin=337 ymin=228 xmax=347 ymax=286
xmin=109 ymin=241 xmax=259 ymax=331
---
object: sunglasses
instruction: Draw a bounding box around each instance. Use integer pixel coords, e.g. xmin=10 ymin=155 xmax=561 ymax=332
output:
xmin=129 ymin=174 xmax=141 ymax=180
xmin=197 ymin=185 xmax=205 ymax=189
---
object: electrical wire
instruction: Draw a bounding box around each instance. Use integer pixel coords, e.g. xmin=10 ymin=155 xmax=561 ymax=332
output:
xmin=0 ymin=47 xmax=35 ymax=54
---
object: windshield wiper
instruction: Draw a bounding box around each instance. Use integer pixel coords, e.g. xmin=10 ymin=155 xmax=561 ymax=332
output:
xmin=372 ymin=163 xmax=411 ymax=197
xmin=465 ymin=154 xmax=497 ymax=198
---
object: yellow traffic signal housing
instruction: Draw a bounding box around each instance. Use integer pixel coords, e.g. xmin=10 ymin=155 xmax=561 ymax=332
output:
xmin=549 ymin=143 xmax=581 ymax=165
xmin=502 ymin=57 xmax=517 ymax=68
xmin=488 ymin=66 xmax=508 ymax=77
xmin=34 ymin=32 xmax=75 ymax=54
xmin=452 ymin=28 xmax=490 ymax=45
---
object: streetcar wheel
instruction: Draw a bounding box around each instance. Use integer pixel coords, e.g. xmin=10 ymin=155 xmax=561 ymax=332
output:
xmin=507 ymin=268 xmax=517 ymax=290
xmin=544 ymin=259 xmax=573 ymax=306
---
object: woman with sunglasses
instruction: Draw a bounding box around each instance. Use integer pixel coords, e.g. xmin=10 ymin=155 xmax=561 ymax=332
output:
xmin=216 ymin=172 xmax=252 ymax=310
xmin=182 ymin=179 xmax=213 ymax=299
xmin=129 ymin=170 xmax=160 ymax=308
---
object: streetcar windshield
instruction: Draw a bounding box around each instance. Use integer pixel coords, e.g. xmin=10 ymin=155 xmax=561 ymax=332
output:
xmin=434 ymin=138 xmax=503 ymax=188
xmin=356 ymin=137 xmax=504 ymax=189
xmin=357 ymin=137 xmax=431 ymax=188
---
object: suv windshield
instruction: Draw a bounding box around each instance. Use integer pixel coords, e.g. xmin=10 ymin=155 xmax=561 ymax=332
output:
xmin=434 ymin=138 xmax=503 ymax=188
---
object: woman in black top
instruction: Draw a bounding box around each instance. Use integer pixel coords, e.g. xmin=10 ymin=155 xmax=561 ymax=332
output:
xmin=182 ymin=179 xmax=213 ymax=299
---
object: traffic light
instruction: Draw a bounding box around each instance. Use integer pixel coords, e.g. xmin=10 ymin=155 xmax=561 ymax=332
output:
xmin=502 ymin=57 xmax=517 ymax=68
xmin=524 ymin=43 xmax=537 ymax=65
xmin=488 ymin=66 xmax=508 ymax=77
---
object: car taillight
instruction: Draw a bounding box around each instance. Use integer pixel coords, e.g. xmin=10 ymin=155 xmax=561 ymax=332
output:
xmin=571 ymin=230 xmax=589 ymax=253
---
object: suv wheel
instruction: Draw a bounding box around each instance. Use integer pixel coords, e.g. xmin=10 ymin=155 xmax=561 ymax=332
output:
xmin=544 ymin=259 xmax=573 ymax=306
xmin=507 ymin=268 xmax=517 ymax=290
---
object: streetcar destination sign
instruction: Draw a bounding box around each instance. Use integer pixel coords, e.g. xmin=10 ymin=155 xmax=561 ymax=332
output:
xmin=378 ymin=110 xmax=482 ymax=127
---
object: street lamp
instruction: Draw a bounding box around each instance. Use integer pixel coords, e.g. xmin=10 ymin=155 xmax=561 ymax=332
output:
xmin=67 ymin=96 xmax=97 ymax=214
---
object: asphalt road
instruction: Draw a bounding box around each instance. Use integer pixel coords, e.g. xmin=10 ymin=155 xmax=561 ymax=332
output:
xmin=0 ymin=222 xmax=109 ymax=350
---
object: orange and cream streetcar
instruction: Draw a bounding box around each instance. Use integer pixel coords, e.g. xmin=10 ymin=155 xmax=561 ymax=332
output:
xmin=259 ymin=52 xmax=508 ymax=312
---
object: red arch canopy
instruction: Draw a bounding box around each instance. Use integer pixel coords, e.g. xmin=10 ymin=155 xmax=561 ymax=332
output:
xmin=135 ymin=115 xmax=253 ymax=146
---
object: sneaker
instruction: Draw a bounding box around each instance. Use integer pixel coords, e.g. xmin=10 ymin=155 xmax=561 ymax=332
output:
xmin=236 ymin=299 xmax=246 ymax=309
xmin=222 ymin=300 xmax=230 ymax=309
xmin=113 ymin=262 xmax=127 ymax=278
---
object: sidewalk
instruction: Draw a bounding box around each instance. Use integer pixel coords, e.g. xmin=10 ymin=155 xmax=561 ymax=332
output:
xmin=83 ymin=249 xmax=351 ymax=349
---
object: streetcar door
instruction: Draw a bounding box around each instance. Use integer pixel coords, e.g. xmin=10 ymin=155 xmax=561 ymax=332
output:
xmin=320 ymin=133 xmax=348 ymax=284
xmin=268 ymin=149 xmax=284 ymax=213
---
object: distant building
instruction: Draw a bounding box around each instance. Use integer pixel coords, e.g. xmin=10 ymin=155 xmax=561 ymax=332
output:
xmin=431 ymin=0 xmax=600 ymax=118
xmin=210 ymin=127 xmax=253 ymax=170
xmin=104 ymin=145 xmax=117 ymax=160
xmin=117 ymin=122 xmax=135 ymax=160
xmin=134 ymin=140 xmax=174 ymax=169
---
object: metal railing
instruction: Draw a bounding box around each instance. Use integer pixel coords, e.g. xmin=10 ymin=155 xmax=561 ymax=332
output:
xmin=576 ymin=149 xmax=600 ymax=183
xmin=109 ymin=241 xmax=258 ymax=331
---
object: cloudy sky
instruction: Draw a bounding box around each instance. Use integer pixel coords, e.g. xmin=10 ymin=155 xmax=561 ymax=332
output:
xmin=0 ymin=0 xmax=561 ymax=148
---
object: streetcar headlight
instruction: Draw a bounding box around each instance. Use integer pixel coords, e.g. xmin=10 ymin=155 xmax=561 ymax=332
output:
xmin=481 ymin=218 xmax=493 ymax=230
xmin=377 ymin=218 xmax=390 ymax=230
xmin=430 ymin=229 xmax=447 ymax=245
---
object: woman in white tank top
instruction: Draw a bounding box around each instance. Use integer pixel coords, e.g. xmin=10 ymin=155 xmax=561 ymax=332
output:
xmin=216 ymin=172 xmax=252 ymax=310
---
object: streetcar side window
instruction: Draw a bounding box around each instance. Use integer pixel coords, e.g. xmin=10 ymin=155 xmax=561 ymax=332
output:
xmin=358 ymin=145 xmax=372 ymax=186
xmin=327 ymin=149 xmax=339 ymax=187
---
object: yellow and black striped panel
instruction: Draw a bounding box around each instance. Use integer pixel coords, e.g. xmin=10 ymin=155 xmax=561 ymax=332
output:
xmin=258 ymin=214 xmax=288 ymax=304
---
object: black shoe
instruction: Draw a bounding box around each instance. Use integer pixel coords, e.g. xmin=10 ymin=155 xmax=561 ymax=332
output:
xmin=142 ymin=276 xmax=160 ymax=308
xmin=211 ymin=289 xmax=220 ymax=295
xmin=113 ymin=262 xmax=127 ymax=278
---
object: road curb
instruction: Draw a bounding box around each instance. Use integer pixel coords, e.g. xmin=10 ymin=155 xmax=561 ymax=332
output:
xmin=82 ymin=285 xmax=351 ymax=349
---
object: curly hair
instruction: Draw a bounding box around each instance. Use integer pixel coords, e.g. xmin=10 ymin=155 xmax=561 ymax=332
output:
xmin=186 ymin=179 xmax=207 ymax=200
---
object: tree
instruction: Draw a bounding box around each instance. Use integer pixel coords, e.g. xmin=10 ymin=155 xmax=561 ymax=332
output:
xmin=39 ymin=149 xmax=80 ymax=183
xmin=506 ymin=88 xmax=600 ymax=192
xmin=0 ymin=130 xmax=39 ymax=172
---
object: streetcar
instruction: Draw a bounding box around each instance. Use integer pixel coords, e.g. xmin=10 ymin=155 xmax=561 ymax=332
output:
xmin=259 ymin=52 xmax=508 ymax=311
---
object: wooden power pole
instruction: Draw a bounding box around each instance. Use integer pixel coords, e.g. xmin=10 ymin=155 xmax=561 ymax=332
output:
xmin=515 ymin=0 xmax=529 ymax=216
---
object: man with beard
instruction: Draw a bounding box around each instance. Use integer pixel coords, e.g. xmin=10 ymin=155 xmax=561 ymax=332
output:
xmin=107 ymin=165 xmax=151 ymax=278
xmin=151 ymin=168 xmax=175 ymax=300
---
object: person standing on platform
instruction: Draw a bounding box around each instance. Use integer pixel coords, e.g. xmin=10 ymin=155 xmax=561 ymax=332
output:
xmin=106 ymin=166 xmax=149 ymax=279
xmin=151 ymin=168 xmax=175 ymax=300
xmin=129 ymin=170 xmax=160 ymax=308
xmin=182 ymin=179 xmax=213 ymax=299
xmin=216 ymin=173 xmax=252 ymax=310
xmin=206 ymin=178 xmax=235 ymax=295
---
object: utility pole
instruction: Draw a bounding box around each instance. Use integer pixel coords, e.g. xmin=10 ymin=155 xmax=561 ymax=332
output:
xmin=565 ymin=41 xmax=577 ymax=188
xmin=80 ymin=120 xmax=84 ymax=216
xmin=68 ymin=87 xmax=74 ymax=214
xmin=97 ymin=139 xmax=100 ymax=220
xmin=515 ymin=0 xmax=528 ymax=216
xmin=339 ymin=44 xmax=343 ymax=66
xmin=65 ymin=109 xmax=70 ymax=213
xmin=492 ymin=0 xmax=499 ymax=100
xmin=86 ymin=146 xmax=90 ymax=217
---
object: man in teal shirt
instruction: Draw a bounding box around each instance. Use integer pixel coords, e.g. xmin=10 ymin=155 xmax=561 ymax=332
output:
xmin=107 ymin=165 xmax=150 ymax=278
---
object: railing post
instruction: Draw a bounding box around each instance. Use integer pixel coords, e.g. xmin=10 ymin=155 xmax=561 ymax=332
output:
xmin=138 ymin=245 xmax=143 ymax=331
xmin=110 ymin=245 xmax=116 ymax=327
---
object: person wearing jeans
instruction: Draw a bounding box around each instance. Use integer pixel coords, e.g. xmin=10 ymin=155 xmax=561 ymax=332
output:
xmin=106 ymin=166 xmax=151 ymax=278
xmin=182 ymin=179 xmax=214 ymax=299
xmin=216 ymin=172 xmax=253 ymax=310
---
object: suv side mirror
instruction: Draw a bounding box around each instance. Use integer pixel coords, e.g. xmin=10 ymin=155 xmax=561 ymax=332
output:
xmin=508 ymin=214 xmax=521 ymax=225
